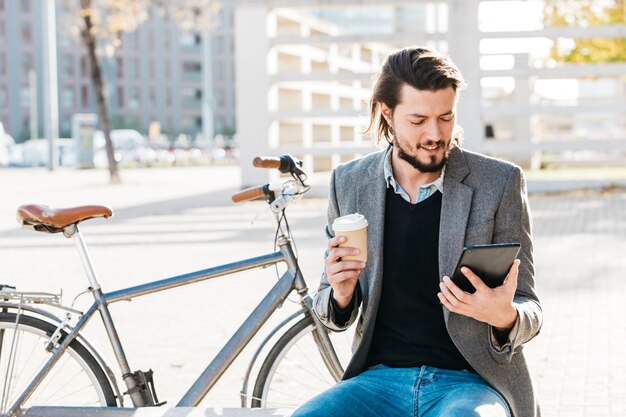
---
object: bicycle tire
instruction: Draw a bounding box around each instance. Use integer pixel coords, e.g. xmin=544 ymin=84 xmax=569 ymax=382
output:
xmin=0 ymin=312 xmax=117 ymax=414
xmin=251 ymin=316 xmax=350 ymax=409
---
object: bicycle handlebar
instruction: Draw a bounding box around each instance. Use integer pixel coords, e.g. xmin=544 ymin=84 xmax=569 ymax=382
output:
xmin=232 ymin=155 xmax=308 ymax=207
xmin=253 ymin=155 xmax=305 ymax=177
xmin=252 ymin=157 xmax=281 ymax=169
xmin=231 ymin=185 xmax=267 ymax=203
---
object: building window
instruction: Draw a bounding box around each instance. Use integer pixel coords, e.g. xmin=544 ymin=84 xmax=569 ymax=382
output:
xmin=0 ymin=0 xmax=5 ymax=12
xmin=128 ymin=59 xmax=138 ymax=79
xmin=182 ymin=61 xmax=202 ymax=73
xmin=81 ymin=85 xmax=89 ymax=108
xmin=182 ymin=87 xmax=201 ymax=102
xmin=21 ymin=24 xmax=32 ymax=43
xmin=0 ymin=53 xmax=6 ymax=75
xmin=149 ymin=31 xmax=155 ymax=49
xmin=80 ymin=56 xmax=89 ymax=77
xmin=180 ymin=32 xmax=200 ymax=47
xmin=21 ymin=53 xmax=32 ymax=73
xmin=61 ymin=88 xmax=74 ymax=109
xmin=149 ymin=59 xmax=155 ymax=79
xmin=129 ymin=87 xmax=139 ymax=109
xmin=116 ymin=57 xmax=123 ymax=78
xmin=62 ymin=55 xmax=73 ymax=77
xmin=20 ymin=87 xmax=30 ymax=108
xmin=0 ymin=86 xmax=7 ymax=107
xmin=117 ymin=86 xmax=124 ymax=108
xmin=58 ymin=33 xmax=71 ymax=48
xmin=164 ymin=32 xmax=171 ymax=49
xmin=20 ymin=0 xmax=30 ymax=13
xmin=0 ymin=21 xmax=5 ymax=45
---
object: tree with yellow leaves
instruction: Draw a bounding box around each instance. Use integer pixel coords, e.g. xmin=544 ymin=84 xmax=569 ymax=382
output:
xmin=544 ymin=0 xmax=626 ymax=63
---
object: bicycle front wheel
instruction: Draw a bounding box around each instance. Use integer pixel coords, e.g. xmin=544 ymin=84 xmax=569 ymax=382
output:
xmin=0 ymin=312 xmax=117 ymax=414
xmin=251 ymin=315 xmax=353 ymax=409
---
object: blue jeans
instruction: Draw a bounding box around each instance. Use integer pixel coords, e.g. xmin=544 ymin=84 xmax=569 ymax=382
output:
xmin=291 ymin=365 xmax=511 ymax=417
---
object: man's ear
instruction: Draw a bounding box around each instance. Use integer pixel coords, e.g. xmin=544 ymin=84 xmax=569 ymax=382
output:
xmin=380 ymin=103 xmax=392 ymax=124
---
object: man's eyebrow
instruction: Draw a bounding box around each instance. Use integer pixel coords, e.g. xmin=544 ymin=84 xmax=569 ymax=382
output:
xmin=408 ymin=110 xmax=455 ymax=118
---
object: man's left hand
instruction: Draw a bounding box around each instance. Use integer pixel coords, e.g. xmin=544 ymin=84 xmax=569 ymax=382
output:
xmin=437 ymin=259 xmax=520 ymax=330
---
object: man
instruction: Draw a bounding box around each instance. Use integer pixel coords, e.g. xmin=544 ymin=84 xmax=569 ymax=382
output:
xmin=293 ymin=47 xmax=542 ymax=417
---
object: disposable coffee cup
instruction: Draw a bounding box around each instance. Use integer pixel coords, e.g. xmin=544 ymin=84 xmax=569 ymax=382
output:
xmin=332 ymin=213 xmax=368 ymax=262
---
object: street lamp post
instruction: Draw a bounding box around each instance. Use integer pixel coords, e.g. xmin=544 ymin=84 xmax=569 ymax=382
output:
xmin=202 ymin=27 xmax=214 ymax=145
xmin=41 ymin=0 xmax=59 ymax=170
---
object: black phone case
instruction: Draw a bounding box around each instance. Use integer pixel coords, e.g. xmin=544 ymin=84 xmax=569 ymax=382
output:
xmin=451 ymin=243 xmax=521 ymax=293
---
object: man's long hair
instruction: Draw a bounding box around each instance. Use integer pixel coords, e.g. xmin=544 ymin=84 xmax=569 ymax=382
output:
xmin=365 ymin=47 xmax=466 ymax=146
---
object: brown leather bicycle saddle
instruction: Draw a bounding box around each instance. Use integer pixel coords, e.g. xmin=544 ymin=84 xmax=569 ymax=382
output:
xmin=16 ymin=204 xmax=113 ymax=233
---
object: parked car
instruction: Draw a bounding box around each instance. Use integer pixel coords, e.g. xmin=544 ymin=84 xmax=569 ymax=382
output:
xmin=0 ymin=122 xmax=15 ymax=167
xmin=9 ymin=138 xmax=77 ymax=167
xmin=93 ymin=129 xmax=156 ymax=167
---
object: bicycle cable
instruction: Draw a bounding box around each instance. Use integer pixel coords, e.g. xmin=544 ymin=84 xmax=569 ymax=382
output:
xmin=271 ymin=209 xmax=301 ymax=305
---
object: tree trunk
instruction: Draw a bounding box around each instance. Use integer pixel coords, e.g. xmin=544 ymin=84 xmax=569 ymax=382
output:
xmin=79 ymin=0 xmax=120 ymax=184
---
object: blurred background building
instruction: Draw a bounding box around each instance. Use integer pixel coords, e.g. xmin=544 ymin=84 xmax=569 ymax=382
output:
xmin=0 ymin=0 xmax=625 ymax=187
xmin=0 ymin=0 xmax=236 ymax=141
xmin=235 ymin=0 xmax=626 ymax=187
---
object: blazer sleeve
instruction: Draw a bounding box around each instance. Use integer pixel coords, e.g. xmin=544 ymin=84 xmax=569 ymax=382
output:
xmin=488 ymin=165 xmax=543 ymax=362
xmin=313 ymin=168 xmax=361 ymax=331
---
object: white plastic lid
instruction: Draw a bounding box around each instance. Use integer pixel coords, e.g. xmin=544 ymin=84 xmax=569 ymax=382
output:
xmin=332 ymin=213 xmax=368 ymax=232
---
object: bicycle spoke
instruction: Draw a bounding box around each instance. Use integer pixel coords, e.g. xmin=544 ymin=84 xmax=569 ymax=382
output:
xmin=270 ymin=370 xmax=331 ymax=395
xmin=262 ymin=384 xmax=313 ymax=408
xmin=277 ymin=354 xmax=333 ymax=386
xmin=0 ymin=314 xmax=114 ymax=409
xmin=30 ymin=354 xmax=72 ymax=405
xmin=5 ymin=332 xmax=46 ymax=408
xmin=42 ymin=381 xmax=98 ymax=406
xmin=291 ymin=342 xmax=331 ymax=382
xmin=2 ymin=324 xmax=24 ymax=411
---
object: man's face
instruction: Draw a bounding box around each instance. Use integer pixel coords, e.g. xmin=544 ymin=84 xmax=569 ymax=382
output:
xmin=382 ymin=84 xmax=458 ymax=173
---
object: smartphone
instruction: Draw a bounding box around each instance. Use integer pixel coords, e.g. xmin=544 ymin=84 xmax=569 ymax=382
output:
xmin=451 ymin=243 xmax=521 ymax=293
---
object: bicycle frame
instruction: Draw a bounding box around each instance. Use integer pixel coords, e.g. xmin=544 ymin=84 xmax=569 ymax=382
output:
xmin=7 ymin=232 xmax=340 ymax=417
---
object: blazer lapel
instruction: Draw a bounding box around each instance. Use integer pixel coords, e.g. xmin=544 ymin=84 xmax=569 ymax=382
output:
xmin=439 ymin=147 xmax=473 ymax=321
xmin=356 ymin=148 xmax=388 ymax=311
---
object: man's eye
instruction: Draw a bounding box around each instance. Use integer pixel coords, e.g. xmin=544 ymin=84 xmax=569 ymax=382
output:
xmin=410 ymin=120 xmax=425 ymax=126
xmin=440 ymin=117 xmax=453 ymax=122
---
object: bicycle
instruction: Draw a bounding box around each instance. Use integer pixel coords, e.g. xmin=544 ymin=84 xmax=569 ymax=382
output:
xmin=0 ymin=155 xmax=351 ymax=417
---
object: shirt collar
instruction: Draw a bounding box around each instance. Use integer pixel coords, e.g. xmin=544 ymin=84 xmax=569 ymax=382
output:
xmin=383 ymin=147 xmax=446 ymax=194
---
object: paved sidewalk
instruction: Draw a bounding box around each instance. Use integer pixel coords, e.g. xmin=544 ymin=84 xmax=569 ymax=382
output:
xmin=1 ymin=166 xmax=625 ymax=416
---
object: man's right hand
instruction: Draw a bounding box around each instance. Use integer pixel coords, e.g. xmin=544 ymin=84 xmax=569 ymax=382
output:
xmin=325 ymin=236 xmax=367 ymax=309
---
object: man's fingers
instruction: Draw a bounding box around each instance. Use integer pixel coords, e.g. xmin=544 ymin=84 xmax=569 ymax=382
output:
xmin=461 ymin=267 xmax=489 ymax=291
xmin=441 ymin=276 xmax=469 ymax=301
xmin=326 ymin=260 xmax=366 ymax=276
xmin=328 ymin=270 xmax=361 ymax=285
xmin=439 ymin=279 xmax=465 ymax=308
xmin=503 ymin=259 xmax=521 ymax=287
xmin=327 ymin=247 xmax=361 ymax=263
xmin=328 ymin=236 xmax=346 ymax=249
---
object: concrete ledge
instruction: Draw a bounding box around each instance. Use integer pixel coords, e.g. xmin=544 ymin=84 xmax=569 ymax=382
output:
xmin=22 ymin=407 xmax=292 ymax=417
xmin=527 ymin=178 xmax=626 ymax=194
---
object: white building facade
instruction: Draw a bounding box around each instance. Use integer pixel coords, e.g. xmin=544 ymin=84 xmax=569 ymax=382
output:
xmin=235 ymin=0 xmax=626 ymax=188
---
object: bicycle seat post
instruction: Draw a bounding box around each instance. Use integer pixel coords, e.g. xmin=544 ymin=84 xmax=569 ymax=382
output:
xmin=63 ymin=224 xmax=102 ymax=292
xmin=63 ymin=223 xmax=148 ymax=407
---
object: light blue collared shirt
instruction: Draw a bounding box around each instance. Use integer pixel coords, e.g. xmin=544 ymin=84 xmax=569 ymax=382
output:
xmin=383 ymin=148 xmax=445 ymax=204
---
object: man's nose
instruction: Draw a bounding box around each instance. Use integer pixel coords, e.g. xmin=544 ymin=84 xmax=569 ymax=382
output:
xmin=424 ymin=120 xmax=441 ymax=141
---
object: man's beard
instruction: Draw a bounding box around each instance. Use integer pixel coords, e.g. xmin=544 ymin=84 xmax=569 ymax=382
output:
xmin=395 ymin=137 xmax=452 ymax=173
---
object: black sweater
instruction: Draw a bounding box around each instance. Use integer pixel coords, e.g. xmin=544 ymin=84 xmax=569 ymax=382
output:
xmin=365 ymin=188 xmax=472 ymax=370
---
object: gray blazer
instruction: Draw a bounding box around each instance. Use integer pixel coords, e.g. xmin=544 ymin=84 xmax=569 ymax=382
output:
xmin=313 ymin=145 xmax=543 ymax=417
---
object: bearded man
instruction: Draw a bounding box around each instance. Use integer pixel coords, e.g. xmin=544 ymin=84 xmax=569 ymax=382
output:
xmin=292 ymin=46 xmax=542 ymax=417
